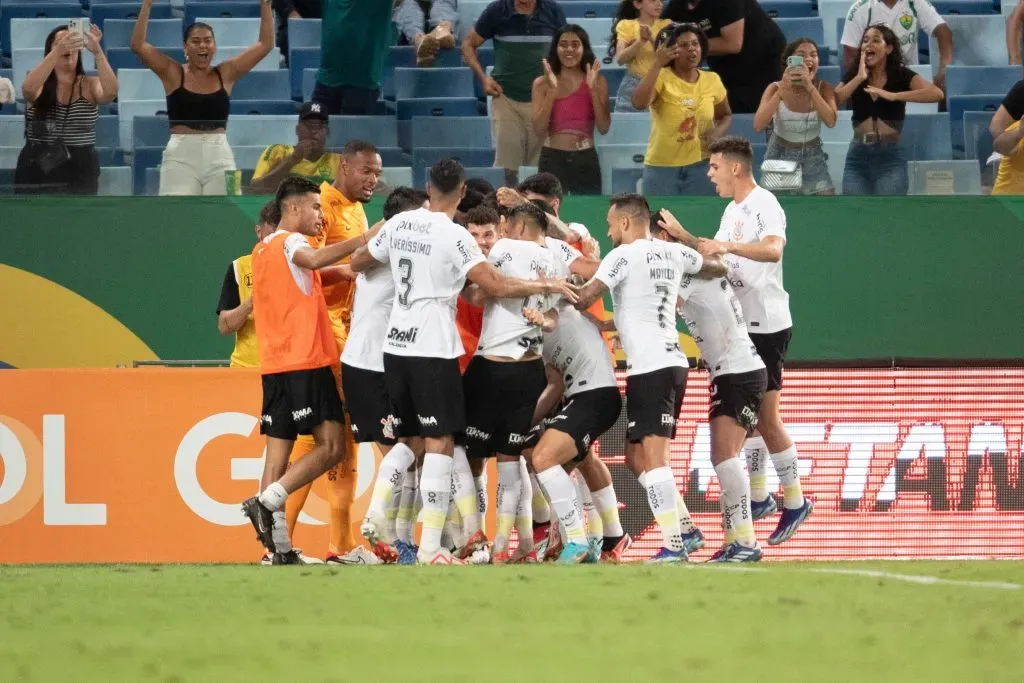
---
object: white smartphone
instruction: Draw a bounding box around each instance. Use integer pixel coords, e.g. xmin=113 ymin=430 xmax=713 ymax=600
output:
xmin=67 ymin=18 xmax=90 ymax=46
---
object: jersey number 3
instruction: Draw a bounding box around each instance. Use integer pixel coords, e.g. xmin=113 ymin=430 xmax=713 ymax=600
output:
xmin=397 ymin=257 xmax=414 ymax=307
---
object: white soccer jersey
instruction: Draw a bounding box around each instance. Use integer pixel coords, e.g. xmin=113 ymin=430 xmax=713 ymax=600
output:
xmin=476 ymin=238 xmax=559 ymax=359
xmin=545 ymin=236 xmax=581 ymax=277
xmin=367 ymin=208 xmax=486 ymax=359
xmin=340 ymin=264 xmax=394 ymax=372
xmin=713 ymin=185 xmax=793 ymax=335
xmin=542 ymin=307 xmax=617 ymax=398
xmin=677 ymin=276 xmax=765 ymax=380
xmin=840 ymin=0 xmax=944 ymax=66
xmin=595 ymin=239 xmax=703 ymax=376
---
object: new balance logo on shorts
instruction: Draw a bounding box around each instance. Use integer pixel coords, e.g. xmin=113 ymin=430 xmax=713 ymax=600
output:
xmin=661 ymin=414 xmax=675 ymax=426
xmin=292 ymin=407 xmax=312 ymax=422
xmin=418 ymin=414 xmax=438 ymax=426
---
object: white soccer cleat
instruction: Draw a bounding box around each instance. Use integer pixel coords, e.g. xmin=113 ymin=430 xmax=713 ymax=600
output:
xmin=467 ymin=547 xmax=491 ymax=565
xmin=417 ymin=548 xmax=465 ymax=565
xmin=327 ymin=546 xmax=383 ymax=566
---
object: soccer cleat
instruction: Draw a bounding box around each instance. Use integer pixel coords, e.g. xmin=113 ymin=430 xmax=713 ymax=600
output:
xmin=768 ymin=498 xmax=814 ymax=546
xmin=532 ymin=523 xmax=551 ymax=559
xmin=491 ymin=549 xmax=511 ymax=565
xmin=259 ymin=553 xmax=272 ymax=566
xmin=271 ymin=548 xmax=323 ymax=565
xmin=510 ymin=549 xmax=539 ymax=564
xmin=394 ymin=540 xmax=418 ymax=566
xmin=682 ymin=528 xmax=706 ymax=554
xmin=648 ymin=547 xmax=688 ymax=564
xmin=241 ymin=496 xmax=276 ymax=553
xmin=585 ymin=537 xmax=603 ymax=564
xmin=707 ymin=546 xmax=728 ymax=562
xmin=271 ymin=550 xmax=302 ymax=565
xmin=457 ymin=530 xmax=489 ymax=561
xmin=557 ymin=542 xmax=591 ymax=565
xmin=599 ymin=534 xmax=632 ymax=564
xmin=706 ymin=542 xmax=762 ymax=563
xmin=361 ymin=518 xmax=399 ymax=564
xmin=543 ymin=527 xmax=564 ymax=562
xmin=418 ymin=548 xmax=465 ymax=565
xmin=326 ymin=546 xmax=383 ymax=566
xmin=751 ymin=495 xmax=778 ymax=521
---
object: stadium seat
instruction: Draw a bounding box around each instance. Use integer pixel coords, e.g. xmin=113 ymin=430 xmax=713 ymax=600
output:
xmin=962 ymin=110 xmax=994 ymax=169
xmin=118 ymin=69 xmax=164 ymax=100
xmin=193 ymin=17 xmax=258 ymax=46
xmin=395 ymin=97 xmax=480 ymax=120
xmin=597 ymin=143 xmax=646 ymax=195
xmin=930 ymin=0 xmax=996 ymax=13
xmin=817 ymin=65 xmax=841 ymax=85
xmin=1004 ymin=0 xmax=1020 ymax=15
xmin=1 ymin=3 xmax=84 ymax=58
xmin=599 ymin=113 xmax=651 ymax=145
xmin=107 ymin=47 xmax=184 ymax=71
xmin=287 ymin=18 xmax=320 ymax=48
xmin=901 ymin=113 xmax=952 ymax=161
xmin=818 ymin=0 xmax=851 ymax=52
xmin=103 ymin=18 xmax=182 ymax=49
xmin=820 ymin=110 xmax=855 ymax=144
xmin=96 ymin=114 xmax=119 ymax=148
xmin=217 ymin=45 xmax=280 ymax=70
xmin=381 ymin=166 xmax=413 ymax=189
xmin=948 ymin=95 xmax=1003 ymax=154
xmin=120 ymin=99 xmax=169 ymax=148
xmin=132 ymin=145 xmax=164 ymax=194
xmin=290 ymin=48 xmax=320 ymax=100
xmin=730 ymin=114 xmax=763 ymax=145
xmin=0 ymin=115 xmax=24 ymax=146
xmin=759 ymin=0 xmax=817 ymax=18
xmin=394 ymin=67 xmax=475 ymax=100
xmin=98 ymin=166 xmax=132 ymax=196
xmin=133 ymin=115 xmax=170 ymax=147
xmin=457 ymin=2 xmax=489 ymax=40
xmin=301 ymin=68 xmax=317 ymax=101
xmin=603 ymin=66 xmax=626 ymax=98
xmin=462 ymin=166 xmax=507 ymax=187
xmin=775 ymin=17 xmax=826 ymax=49
xmin=9 ymin=18 xmax=79 ymax=55
xmin=410 ymin=116 xmax=490 ymax=150
xmin=91 ymin=3 xmax=174 ymax=31
xmin=929 ymin=15 xmax=1007 ymax=66
xmin=611 ymin=167 xmax=643 ymax=194
xmin=232 ymin=69 xmax=291 ymax=100
xmin=411 ymin=147 xmax=493 ymax=186
xmin=184 ymin=1 xmax=261 ymax=25
xmin=821 ymin=141 xmax=849 ymax=193
xmin=572 ymin=18 xmax=613 ymax=44
xmin=908 ymin=160 xmax=982 ymax=194
xmin=230 ymin=100 xmax=298 ymax=115
xmin=944 ymin=66 xmax=1020 ymax=98
xmin=326 ymin=116 xmax=399 ymax=148
xmin=0 ymin=145 xmax=20 ymax=170
xmin=563 ymin=2 xmax=620 ymax=19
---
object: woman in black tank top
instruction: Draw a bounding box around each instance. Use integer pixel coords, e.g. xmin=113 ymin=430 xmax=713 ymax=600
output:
xmin=131 ymin=0 xmax=274 ymax=195
xmin=16 ymin=24 xmax=118 ymax=194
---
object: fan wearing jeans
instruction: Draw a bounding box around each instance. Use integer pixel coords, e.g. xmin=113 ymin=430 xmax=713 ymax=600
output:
xmin=753 ymin=38 xmax=837 ymax=195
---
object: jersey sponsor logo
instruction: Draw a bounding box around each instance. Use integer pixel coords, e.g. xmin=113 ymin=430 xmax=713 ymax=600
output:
xmin=417 ymin=414 xmax=438 ymax=426
xmin=607 ymin=257 xmax=628 ymax=279
xmin=494 ymin=251 xmax=512 ymax=268
xmin=394 ymin=219 xmax=429 ymax=234
xmin=291 ymin=407 xmax=312 ymax=422
xmin=456 ymin=239 xmax=480 ymax=266
xmin=466 ymin=426 xmax=491 ymax=441
xmin=387 ymin=326 xmax=419 ymax=344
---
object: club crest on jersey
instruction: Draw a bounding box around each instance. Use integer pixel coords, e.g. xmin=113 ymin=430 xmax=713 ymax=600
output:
xmin=899 ymin=12 xmax=913 ymax=29
xmin=731 ymin=220 xmax=744 ymax=241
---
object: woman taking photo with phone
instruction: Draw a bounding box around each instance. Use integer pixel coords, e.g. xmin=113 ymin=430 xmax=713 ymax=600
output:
xmin=835 ymin=24 xmax=942 ymax=195
xmin=754 ymin=38 xmax=838 ymax=195
xmin=132 ymin=0 xmax=274 ymax=195
xmin=15 ymin=23 xmax=117 ymax=195
xmin=610 ymin=0 xmax=670 ymax=112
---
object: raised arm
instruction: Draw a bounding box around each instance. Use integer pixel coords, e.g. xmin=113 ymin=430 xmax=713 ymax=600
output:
xmin=656 ymin=208 xmax=701 ymax=249
xmin=293 ymin=230 xmax=374 ymax=271
xmin=531 ymin=69 xmax=557 ymax=138
xmin=131 ymin=0 xmax=180 ymax=87
xmin=835 ymin=51 xmax=868 ymax=106
xmin=22 ymin=32 xmax=72 ymax=101
xmin=753 ymin=82 xmax=782 ymax=133
xmin=591 ymin=67 xmax=611 ymax=135
xmin=85 ymin=25 xmax=118 ymax=105
xmin=632 ymin=47 xmax=670 ymax=109
xmin=466 ymin=262 xmax=578 ymax=303
xmin=218 ymin=0 xmax=275 ymax=87
xmin=1010 ymin=3 xmax=1024 ymax=66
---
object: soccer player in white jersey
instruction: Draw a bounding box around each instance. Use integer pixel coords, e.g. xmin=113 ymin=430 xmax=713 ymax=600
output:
xmin=533 ymin=286 xmax=630 ymax=564
xmin=346 ymin=187 xmax=429 ymax=566
xmin=349 ymin=159 xmax=577 ymax=565
xmin=653 ymin=220 xmax=767 ymax=563
xmin=575 ymin=194 xmax=723 ymax=563
xmin=698 ymin=137 xmax=813 ymax=546
xmin=461 ymin=202 xmax=561 ymax=562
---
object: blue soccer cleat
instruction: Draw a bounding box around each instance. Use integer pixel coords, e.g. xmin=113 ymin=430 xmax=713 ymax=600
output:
xmin=706 ymin=542 xmax=762 ymax=563
xmin=768 ymin=498 xmax=814 ymax=546
xmin=682 ymin=527 xmax=706 ymax=554
xmin=557 ymin=542 xmax=591 ymax=565
xmin=750 ymin=495 xmax=778 ymax=522
xmin=394 ymin=539 xmax=418 ymax=565
xmin=585 ymin=537 xmax=602 ymax=564
xmin=648 ymin=547 xmax=688 ymax=564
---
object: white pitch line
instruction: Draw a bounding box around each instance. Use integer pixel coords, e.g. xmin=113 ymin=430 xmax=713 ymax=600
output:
xmin=809 ymin=568 xmax=1021 ymax=591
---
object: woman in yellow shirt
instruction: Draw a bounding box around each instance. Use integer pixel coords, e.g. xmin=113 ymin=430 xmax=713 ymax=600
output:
xmin=632 ymin=22 xmax=731 ymax=195
xmin=611 ymin=0 xmax=672 ymax=112
xmin=988 ymin=80 xmax=1024 ymax=195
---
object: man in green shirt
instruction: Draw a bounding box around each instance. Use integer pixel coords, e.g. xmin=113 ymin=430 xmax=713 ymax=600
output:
xmin=313 ymin=0 xmax=395 ymax=114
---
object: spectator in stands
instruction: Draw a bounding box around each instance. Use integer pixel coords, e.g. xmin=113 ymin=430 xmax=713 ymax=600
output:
xmin=394 ymin=0 xmax=458 ymax=67
xmin=15 ymin=24 xmax=117 ymax=196
xmin=633 ymin=23 xmax=730 ymax=195
xmin=610 ymin=0 xmax=671 ymax=112
xmin=132 ymin=0 xmax=274 ymax=196
xmin=754 ymin=38 xmax=838 ymax=196
xmin=463 ymin=0 xmax=567 ymax=187
xmin=1007 ymin=4 xmax=1024 ymax=66
xmin=987 ymin=80 xmax=1024 ymax=195
xmin=250 ymin=102 xmax=340 ymax=193
xmin=0 ymin=76 xmax=14 ymax=111
xmin=841 ymin=0 xmax=952 ymax=92
xmin=662 ymin=0 xmax=785 ymax=114
xmin=836 ymin=25 xmax=943 ymax=195
xmin=272 ymin=0 xmax=321 ymax=63
xmin=313 ymin=0 xmax=394 ymax=115
xmin=532 ymin=25 xmax=610 ymax=195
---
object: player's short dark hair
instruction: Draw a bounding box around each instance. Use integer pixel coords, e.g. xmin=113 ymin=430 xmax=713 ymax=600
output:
xmin=275 ymin=176 xmax=320 ymax=213
xmin=464 ymin=204 xmax=500 ymax=227
xmin=706 ymin=136 xmax=754 ymax=167
xmin=383 ymin=186 xmax=428 ymax=220
xmin=529 ymin=198 xmax=557 ymax=217
xmin=609 ymin=192 xmax=651 ymax=222
xmin=518 ymin=172 xmax=563 ymax=201
xmin=507 ymin=202 xmax=549 ymax=234
xmin=258 ymin=200 xmax=280 ymax=228
xmin=428 ymin=158 xmax=465 ymax=195
xmin=342 ymin=139 xmax=378 ymax=157
xmin=458 ymin=176 xmax=495 ymax=213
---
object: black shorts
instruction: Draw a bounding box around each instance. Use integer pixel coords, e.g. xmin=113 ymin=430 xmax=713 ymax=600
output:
xmin=625 ymin=365 xmax=688 ymax=443
xmin=545 ymin=387 xmax=623 ymax=462
xmin=383 ymin=353 xmax=465 ymax=438
xmin=260 ymin=365 xmax=345 ymax=441
xmin=340 ymin=363 xmax=398 ymax=445
xmin=463 ymin=356 xmax=547 ymax=457
xmin=749 ymin=327 xmax=792 ymax=392
xmin=710 ymin=369 xmax=767 ymax=435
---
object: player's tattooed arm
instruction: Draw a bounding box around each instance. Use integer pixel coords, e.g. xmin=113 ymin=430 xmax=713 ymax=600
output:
xmin=699 ymin=235 xmax=784 ymax=263
xmin=531 ymin=363 xmax=566 ymax=427
xmin=656 ymin=209 xmax=701 ymax=249
xmin=466 ymin=263 xmax=579 ymax=303
xmin=523 ymin=306 xmax=558 ymax=333
xmin=696 ymin=255 xmax=728 ymax=279
xmin=574 ymin=278 xmax=608 ymax=311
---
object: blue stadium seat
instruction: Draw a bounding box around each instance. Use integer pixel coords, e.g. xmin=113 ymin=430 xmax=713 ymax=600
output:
xmin=597 ymin=143 xmax=646 ymax=195
xmin=287 ymin=17 xmax=320 ymax=48
xmin=945 ymin=66 xmax=1020 ymax=98
xmin=461 ymin=166 xmax=506 ymax=186
xmin=302 ymin=68 xmax=317 ymax=101
xmin=759 ymin=0 xmax=816 ymax=18
xmin=118 ymin=68 xmax=163 ymax=100
xmin=730 ymin=114 xmax=761 ymax=144
xmin=184 ymin=1 xmax=261 ymax=25
xmin=104 ymin=18 xmax=182 ymax=49
xmin=381 ymin=166 xmax=413 ymax=189
xmin=0 ymin=115 xmax=24 ymax=146
xmin=561 ymin=2 xmax=619 ymax=19
xmin=949 ymin=94 xmax=1003 ymax=154
xmin=603 ymin=66 xmax=626 ymax=99
xmin=775 ymin=17 xmax=825 ymax=48
xmin=2 ymin=4 xmax=84 ymax=57
xmin=817 ymin=65 xmax=841 ymax=85
xmin=394 ymin=67 xmax=475 ymax=99
xmin=230 ymin=100 xmax=298 ymax=115
xmin=572 ymin=17 xmax=613 ymax=44
xmin=901 ymin=113 xmax=952 ymax=161
xmin=133 ymin=115 xmax=170 ymax=148
xmin=930 ymin=0 xmax=997 ymax=13
xmin=9 ymin=18 xmax=78 ymax=55
xmin=962 ymin=110 xmax=994 ymax=170
xmin=458 ymin=2 xmax=489 ymax=40
xmin=98 ymin=166 xmax=133 ymax=196
xmin=930 ymin=15 xmax=1007 ymax=66
xmin=411 ymin=147 xmax=493 ymax=186
xmin=107 ymin=47 xmax=184 ymax=70
xmin=120 ymin=99 xmax=168 ymax=148
xmin=600 ymin=113 xmax=650 ymax=145
xmin=193 ymin=17 xmax=258 ymax=46
xmin=410 ymin=116 xmax=490 ymax=150
xmin=289 ymin=48 xmax=320 ymax=100
xmin=132 ymin=145 xmax=164 ymax=194
xmin=232 ymin=69 xmax=291 ymax=100
xmin=908 ymin=160 xmax=982 ymax=194
xmin=325 ymin=116 xmax=399 ymax=148
xmin=395 ymin=97 xmax=480 ymax=120
xmin=819 ymin=0 xmax=851 ymax=52
xmin=91 ymin=3 xmax=173 ymax=31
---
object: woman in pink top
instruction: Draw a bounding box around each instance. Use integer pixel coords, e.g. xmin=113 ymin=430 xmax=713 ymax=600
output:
xmin=531 ymin=25 xmax=611 ymax=195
